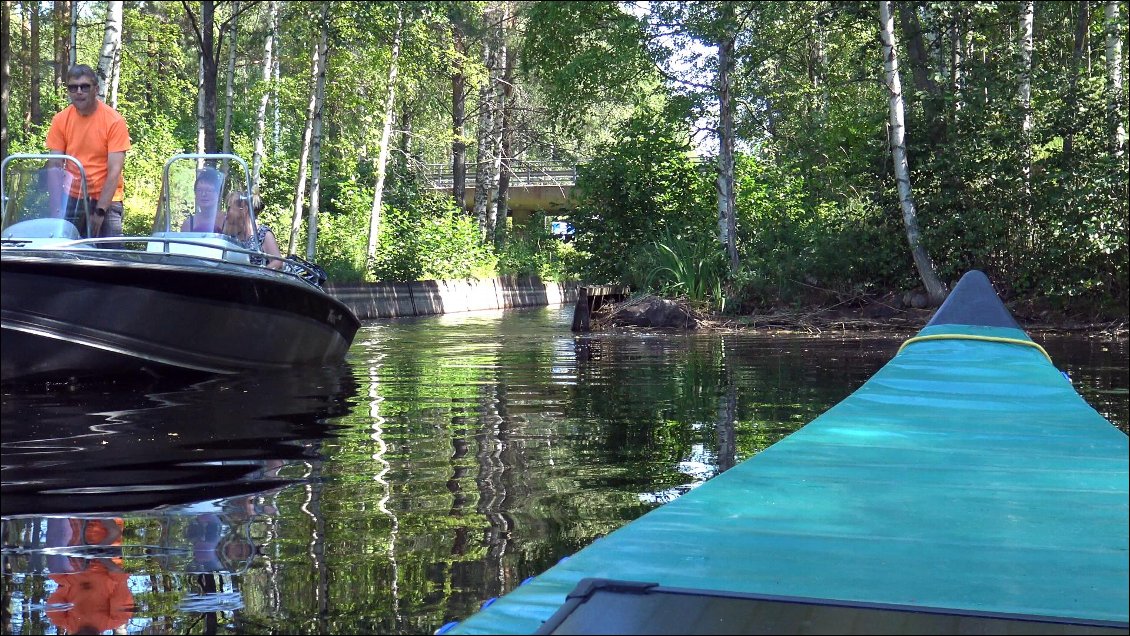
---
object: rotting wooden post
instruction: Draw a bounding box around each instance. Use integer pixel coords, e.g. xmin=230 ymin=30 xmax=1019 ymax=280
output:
xmin=571 ymin=286 xmax=591 ymax=332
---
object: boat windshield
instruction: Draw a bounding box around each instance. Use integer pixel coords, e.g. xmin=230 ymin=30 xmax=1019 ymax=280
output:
xmin=153 ymin=155 xmax=256 ymax=239
xmin=0 ymin=154 xmax=91 ymax=240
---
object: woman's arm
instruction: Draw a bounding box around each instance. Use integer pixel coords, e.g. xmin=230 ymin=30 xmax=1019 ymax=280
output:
xmin=261 ymin=229 xmax=284 ymax=269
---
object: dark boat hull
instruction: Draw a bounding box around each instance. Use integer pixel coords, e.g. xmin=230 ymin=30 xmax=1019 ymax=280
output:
xmin=1 ymin=249 xmax=360 ymax=383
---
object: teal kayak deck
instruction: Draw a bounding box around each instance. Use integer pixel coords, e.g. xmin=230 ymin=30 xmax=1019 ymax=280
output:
xmin=449 ymin=274 xmax=1129 ymax=634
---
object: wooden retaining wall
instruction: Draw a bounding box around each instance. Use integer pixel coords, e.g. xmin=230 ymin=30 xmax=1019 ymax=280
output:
xmin=326 ymin=276 xmax=582 ymax=320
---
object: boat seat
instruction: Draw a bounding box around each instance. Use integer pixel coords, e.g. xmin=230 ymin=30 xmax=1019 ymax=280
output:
xmin=147 ymin=231 xmax=251 ymax=264
xmin=2 ymin=218 xmax=82 ymax=240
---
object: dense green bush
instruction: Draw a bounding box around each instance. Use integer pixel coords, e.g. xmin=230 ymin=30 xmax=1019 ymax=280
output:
xmin=570 ymin=108 xmax=716 ymax=285
xmin=369 ymin=190 xmax=496 ymax=282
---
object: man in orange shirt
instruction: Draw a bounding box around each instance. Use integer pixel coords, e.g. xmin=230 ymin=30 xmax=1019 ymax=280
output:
xmin=46 ymin=64 xmax=132 ymax=242
xmin=45 ymin=517 xmax=135 ymax=635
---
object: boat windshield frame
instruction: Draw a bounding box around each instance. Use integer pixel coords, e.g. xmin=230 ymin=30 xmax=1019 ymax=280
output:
xmin=0 ymin=153 xmax=92 ymax=241
xmin=154 ymin=153 xmax=257 ymax=239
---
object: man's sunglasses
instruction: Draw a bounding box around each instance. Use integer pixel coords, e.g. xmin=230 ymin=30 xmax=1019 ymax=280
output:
xmin=67 ymin=84 xmax=94 ymax=93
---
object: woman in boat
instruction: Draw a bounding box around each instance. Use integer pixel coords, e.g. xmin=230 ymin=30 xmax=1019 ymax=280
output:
xmin=220 ymin=192 xmax=283 ymax=269
xmin=180 ymin=167 xmax=224 ymax=232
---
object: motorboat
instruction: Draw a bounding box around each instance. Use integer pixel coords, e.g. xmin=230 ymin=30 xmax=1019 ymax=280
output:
xmin=1 ymin=152 xmax=360 ymax=383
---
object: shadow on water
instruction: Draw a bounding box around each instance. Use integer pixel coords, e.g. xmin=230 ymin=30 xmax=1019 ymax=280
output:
xmin=1 ymin=364 xmax=358 ymax=516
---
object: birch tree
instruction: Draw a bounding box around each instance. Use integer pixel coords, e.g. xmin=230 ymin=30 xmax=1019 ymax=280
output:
xmin=305 ymin=5 xmax=331 ymax=261
xmin=715 ymin=2 xmax=738 ymax=274
xmin=289 ymin=3 xmax=329 ymax=256
xmin=252 ymin=0 xmax=278 ymax=191
xmin=473 ymin=3 xmax=501 ymax=242
xmin=365 ymin=6 xmax=404 ymax=262
xmin=96 ymin=1 xmax=122 ymax=104
xmin=1106 ymin=1 xmax=1126 ymax=155
xmin=1018 ymin=1 xmax=1034 ymax=220
xmin=495 ymin=4 xmax=518 ymax=249
xmin=879 ymin=0 xmax=946 ymax=305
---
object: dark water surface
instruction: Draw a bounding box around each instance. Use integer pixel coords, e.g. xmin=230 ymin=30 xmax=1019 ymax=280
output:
xmin=2 ymin=306 xmax=1126 ymax=635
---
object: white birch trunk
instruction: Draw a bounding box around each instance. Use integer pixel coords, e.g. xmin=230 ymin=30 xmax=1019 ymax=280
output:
xmin=288 ymin=14 xmax=326 ymax=255
xmin=305 ymin=8 xmax=330 ymax=261
xmin=96 ymin=1 xmax=122 ymax=103
xmin=109 ymin=42 xmax=121 ymax=107
xmin=879 ymin=0 xmax=946 ymax=305
xmin=1018 ymin=1 xmax=1033 ymax=221
xmin=949 ymin=7 xmax=966 ymax=114
xmin=487 ymin=8 xmax=507 ymax=246
xmin=365 ymin=7 xmax=403 ymax=261
xmin=252 ymin=0 xmax=278 ymax=190
xmin=1106 ymin=1 xmax=1126 ymax=154
xmin=222 ymin=2 xmax=238 ymax=155
xmin=716 ymin=5 xmax=738 ymax=275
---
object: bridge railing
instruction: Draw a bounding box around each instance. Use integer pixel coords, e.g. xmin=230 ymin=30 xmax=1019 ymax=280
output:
xmin=422 ymin=159 xmax=581 ymax=189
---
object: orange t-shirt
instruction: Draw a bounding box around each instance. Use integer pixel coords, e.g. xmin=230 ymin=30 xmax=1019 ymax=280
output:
xmin=47 ymin=563 xmax=134 ymax=634
xmin=45 ymin=100 xmax=131 ymax=200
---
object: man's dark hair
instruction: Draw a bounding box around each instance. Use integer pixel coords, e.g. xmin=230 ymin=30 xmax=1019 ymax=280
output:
xmin=66 ymin=64 xmax=99 ymax=86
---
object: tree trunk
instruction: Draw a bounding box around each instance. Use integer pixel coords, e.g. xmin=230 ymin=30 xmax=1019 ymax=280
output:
xmin=252 ymin=0 xmax=278 ymax=191
xmin=487 ymin=5 xmax=509 ymax=249
xmin=1106 ymin=1 xmax=1126 ymax=155
xmin=97 ymin=1 xmax=122 ymax=104
xmin=53 ymin=0 xmax=68 ymax=93
xmin=879 ymin=0 xmax=947 ymax=305
xmin=366 ymin=6 xmax=403 ymax=262
xmin=949 ymin=4 xmax=966 ymax=117
xmin=29 ymin=1 xmax=40 ymax=126
xmin=398 ymin=107 xmax=413 ymax=170
xmin=897 ymin=3 xmax=943 ymax=145
xmin=196 ymin=59 xmax=206 ymax=153
xmin=1018 ymin=1 xmax=1033 ymax=222
xmin=496 ymin=31 xmax=515 ymax=253
xmin=68 ymin=0 xmax=76 ymax=66
xmin=109 ymin=34 xmax=121 ymax=107
xmin=183 ymin=0 xmax=224 ymax=153
xmin=473 ymin=5 xmax=499 ymax=240
xmin=451 ymin=21 xmax=468 ymax=210
xmin=222 ymin=1 xmax=238 ymax=154
xmin=1 ymin=0 xmax=9 ymax=160
xmin=145 ymin=30 xmax=156 ymax=107
xmin=18 ymin=0 xmax=27 ymax=135
xmin=289 ymin=4 xmax=328 ymax=256
xmin=716 ymin=9 xmax=739 ymax=275
xmin=305 ymin=6 xmax=330 ymax=261
xmin=1064 ymin=1 xmax=1090 ymax=159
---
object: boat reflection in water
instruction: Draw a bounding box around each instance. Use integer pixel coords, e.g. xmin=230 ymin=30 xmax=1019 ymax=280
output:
xmin=1 ymin=364 xmax=358 ymax=632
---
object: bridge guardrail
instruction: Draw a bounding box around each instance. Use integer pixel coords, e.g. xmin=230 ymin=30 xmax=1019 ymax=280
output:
xmin=422 ymin=160 xmax=580 ymax=189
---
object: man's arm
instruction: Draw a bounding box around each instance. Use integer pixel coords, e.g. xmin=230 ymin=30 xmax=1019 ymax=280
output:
xmin=91 ymin=150 xmax=125 ymax=237
xmin=98 ymin=151 xmax=126 ymax=212
xmin=46 ymin=148 xmax=65 ymax=169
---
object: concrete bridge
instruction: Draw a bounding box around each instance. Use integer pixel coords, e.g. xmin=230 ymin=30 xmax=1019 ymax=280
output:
xmin=422 ymin=160 xmax=578 ymax=222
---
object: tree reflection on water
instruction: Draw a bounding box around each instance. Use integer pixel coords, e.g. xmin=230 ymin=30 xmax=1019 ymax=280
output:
xmin=2 ymin=307 xmax=1125 ymax=634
